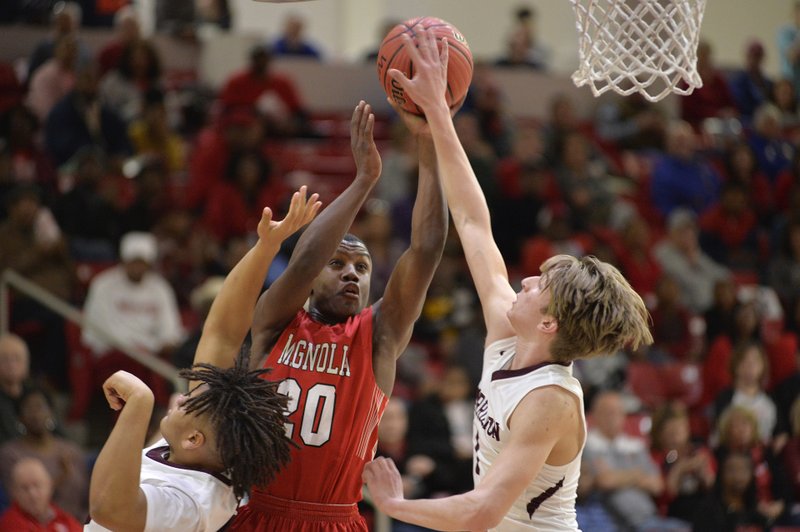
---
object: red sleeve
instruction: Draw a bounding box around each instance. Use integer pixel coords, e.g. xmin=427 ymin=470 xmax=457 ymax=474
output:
xmin=52 ymin=505 xmax=83 ymax=531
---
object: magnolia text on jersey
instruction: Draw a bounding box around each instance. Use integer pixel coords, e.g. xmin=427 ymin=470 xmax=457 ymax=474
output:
xmin=475 ymin=389 xmax=500 ymax=441
xmin=276 ymin=333 xmax=352 ymax=377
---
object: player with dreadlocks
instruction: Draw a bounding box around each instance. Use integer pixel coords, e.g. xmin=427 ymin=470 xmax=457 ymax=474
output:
xmin=86 ymin=186 xmax=321 ymax=532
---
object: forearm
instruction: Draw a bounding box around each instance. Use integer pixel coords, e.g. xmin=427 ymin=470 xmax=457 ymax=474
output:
xmin=90 ymin=392 xmax=153 ymax=518
xmin=200 ymin=239 xmax=281 ymax=354
xmin=409 ymin=136 xmax=447 ymax=256
xmin=382 ymin=491 xmax=497 ymax=532
xmin=289 ymin=174 xmax=376 ymax=274
xmin=424 ymin=104 xmax=492 ymax=232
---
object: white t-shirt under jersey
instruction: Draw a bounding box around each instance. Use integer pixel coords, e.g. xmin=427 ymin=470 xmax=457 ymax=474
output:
xmin=474 ymin=337 xmax=585 ymax=531
xmin=85 ymin=439 xmax=238 ymax=532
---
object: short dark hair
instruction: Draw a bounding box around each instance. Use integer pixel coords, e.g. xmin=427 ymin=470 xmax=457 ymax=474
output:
xmin=179 ymin=354 xmax=294 ymax=499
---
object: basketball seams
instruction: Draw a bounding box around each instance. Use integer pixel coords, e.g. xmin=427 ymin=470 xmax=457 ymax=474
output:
xmin=377 ymin=17 xmax=473 ymax=116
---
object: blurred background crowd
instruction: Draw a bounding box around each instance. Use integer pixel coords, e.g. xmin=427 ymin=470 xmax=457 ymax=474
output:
xmin=0 ymin=1 xmax=800 ymax=531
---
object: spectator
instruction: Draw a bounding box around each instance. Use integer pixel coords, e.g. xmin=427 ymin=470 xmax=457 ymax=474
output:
xmin=650 ymin=402 xmax=715 ymax=522
xmin=202 ymin=149 xmax=287 ymax=243
xmin=553 ymin=131 xmax=617 ymax=231
xmin=650 ymin=121 xmax=722 ymax=218
xmin=775 ymin=149 xmax=800 ymax=213
xmin=218 ymin=44 xmax=309 ymax=138
xmin=781 ymin=397 xmax=800 ymax=524
xmin=748 ymin=103 xmax=796 ymax=183
xmin=271 ymin=14 xmax=322 ymax=59
xmin=53 ymin=147 xmax=121 ymax=260
xmin=0 ymin=334 xmax=32 ymax=445
xmin=26 ymin=35 xmax=78 ymax=122
xmin=777 ymin=1 xmax=800 ymax=96
xmin=81 ymin=231 xmax=184 ymax=364
xmin=713 ymin=342 xmax=778 ymax=444
xmin=405 ymin=365 xmax=474 ymax=497
xmin=767 ymin=219 xmax=800 ymax=310
xmin=155 ymin=0 xmax=196 ymax=39
xmin=703 ymin=277 xmax=739 ymax=344
xmin=680 ymin=40 xmax=738 ymax=129
xmin=771 ymin=78 xmax=800 ymax=131
xmin=120 ymin=157 xmax=179 ymax=234
xmin=44 ymin=63 xmax=131 ymax=168
xmin=582 ymin=391 xmax=688 ymax=531
xmin=653 ymin=208 xmax=730 ymax=314
xmin=99 ymin=40 xmax=163 ymax=123
xmin=542 ymin=94 xmax=581 ymax=165
xmin=0 ymin=388 xmax=89 ymax=521
xmin=615 ymin=214 xmax=662 ymax=299
xmin=97 ymin=6 xmax=141 ymax=76
xmin=0 ymin=458 xmax=81 ymax=531
xmin=0 ymin=104 xmax=58 ymax=198
xmin=364 ymin=19 xmax=401 ymax=62
xmin=721 ymin=141 xmax=774 ymax=222
xmin=648 ymin=275 xmax=696 ymax=362
xmin=462 ymin=64 xmax=513 ymax=157
xmin=698 ymin=181 xmax=761 ymax=271
xmin=691 ymin=452 xmax=768 ymax=531
xmin=496 ymin=5 xmax=549 ymax=70
xmin=728 ymin=40 xmax=773 ymax=121
xmin=714 ymin=406 xmax=789 ymax=526
xmin=0 ymin=186 xmax=73 ymax=388
xmin=128 ymin=89 xmax=186 ymax=175
xmin=26 ymin=2 xmax=89 ymax=84
xmin=594 ymin=94 xmax=666 ymax=152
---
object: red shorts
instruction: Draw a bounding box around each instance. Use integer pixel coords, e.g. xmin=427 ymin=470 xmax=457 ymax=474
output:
xmin=227 ymin=494 xmax=368 ymax=532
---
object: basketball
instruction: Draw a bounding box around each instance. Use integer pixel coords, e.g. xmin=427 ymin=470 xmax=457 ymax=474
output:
xmin=376 ymin=17 xmax=473 ymax=116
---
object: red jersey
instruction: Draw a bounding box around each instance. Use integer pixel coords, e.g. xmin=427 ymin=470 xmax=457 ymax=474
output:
xmin=252 ymin=307 xmax=388 ymax=504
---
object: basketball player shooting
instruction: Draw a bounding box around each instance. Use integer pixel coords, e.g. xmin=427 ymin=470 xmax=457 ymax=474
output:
xmin=362 ymin=28 xmax=654 ymax=531
xmin=219 ymin=99 xmax=447 ymax=531
xmin=86 ymin=188 xmax=321 ymax=532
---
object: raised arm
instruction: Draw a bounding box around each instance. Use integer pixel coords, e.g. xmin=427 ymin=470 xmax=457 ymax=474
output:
xmin=250 ymin=101 xmax=382 ymax=361
xmin=192 ymin=187 xmax=320 ymax=383
xmin=372 ymin=128 xmax=447 ymax=395
xmin=388 ymin=30 xmax=516 ymax=344
xmin=89 ymin=371 xmax=153 ymax=531
xmin=364 ymin=386 xmax=577 ymax=530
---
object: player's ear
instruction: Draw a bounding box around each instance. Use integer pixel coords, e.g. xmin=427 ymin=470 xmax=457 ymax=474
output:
xmin=538 ymin=316 xmax=558 ymax=335
xmin=183 ymin=429 xmax=206 ymax=450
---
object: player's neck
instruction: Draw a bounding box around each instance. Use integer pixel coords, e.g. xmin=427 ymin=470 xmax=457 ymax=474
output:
xmin=510 ymin=337 xmax=553 ymax=370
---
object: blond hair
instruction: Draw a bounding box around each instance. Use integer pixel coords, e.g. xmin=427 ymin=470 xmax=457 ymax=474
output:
xmin=539 ymin=255 xmax=653 ymax=362
xmin=717 ymin=405 xmax=759 ymax=449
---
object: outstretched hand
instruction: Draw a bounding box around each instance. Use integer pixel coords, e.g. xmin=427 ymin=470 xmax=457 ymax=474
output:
xmin=388 ymin=28 xmax=450 ymax=114
xmin=257 ymin=185 xmax=322 ymax=245
xmin=363 ymin=457 xmax=405 ymax=512
xmin=351 ymin=100 xmax=382 ymax=181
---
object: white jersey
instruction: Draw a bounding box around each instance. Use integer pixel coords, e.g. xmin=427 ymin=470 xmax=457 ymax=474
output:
xmin=474 ymin=337 xmax=585 ymax=531
xmin=85 ymin=439 xmax=238 ymax=532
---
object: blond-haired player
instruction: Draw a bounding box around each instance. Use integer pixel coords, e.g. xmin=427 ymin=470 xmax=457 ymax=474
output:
xmin=363 ymin=29 xmax=653 ymax=531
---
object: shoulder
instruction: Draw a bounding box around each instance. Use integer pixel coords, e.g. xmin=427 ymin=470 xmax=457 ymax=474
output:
xmin=510 ymin=385 xmax=579 ymax=433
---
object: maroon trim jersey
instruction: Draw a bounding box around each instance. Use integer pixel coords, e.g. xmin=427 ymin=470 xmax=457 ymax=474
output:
xmin=251 ymin=307 xmax=388 ymax=504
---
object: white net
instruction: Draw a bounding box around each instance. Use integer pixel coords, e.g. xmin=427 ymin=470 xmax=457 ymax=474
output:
xmin=570 ymin=0 xmax=707 ymax=102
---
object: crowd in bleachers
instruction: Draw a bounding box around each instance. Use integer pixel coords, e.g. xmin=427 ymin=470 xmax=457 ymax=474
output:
xmin=0 ymin=1 xmax=800 ymax=530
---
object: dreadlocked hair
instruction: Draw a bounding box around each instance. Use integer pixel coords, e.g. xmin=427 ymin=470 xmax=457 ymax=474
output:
xmin=178 ymin=352 xmax=293 ymax=499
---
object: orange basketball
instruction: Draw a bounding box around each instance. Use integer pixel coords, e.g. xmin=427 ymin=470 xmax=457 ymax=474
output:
xmin=376 ymin=17 xmax=473 ymax=116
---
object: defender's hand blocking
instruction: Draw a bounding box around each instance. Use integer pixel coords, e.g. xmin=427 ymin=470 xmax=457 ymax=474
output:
xmin=350 ymin=100 xmax=382 ymax=181
xmin=363 ymin=457 xmax=404 ymax=510
xmin=102 ymin=370 xmax=154 ymax=411
xmin=257 ymin=185 xmax=322 ymax=244
xmin=388 ymin=28 xmax=450 ymax=113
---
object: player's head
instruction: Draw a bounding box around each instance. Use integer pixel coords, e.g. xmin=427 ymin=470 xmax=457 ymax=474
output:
xmin=524 ymin=255 xmax=652 ymax=362
xmin=161 ymin=354 xmax=293 ymax=499
xmin=309 ymin=233 xmax=372 ymax=322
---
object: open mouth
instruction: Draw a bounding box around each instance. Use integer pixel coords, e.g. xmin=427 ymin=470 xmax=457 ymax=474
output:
xmin=342 ymin=285 xmax=360 ymax=300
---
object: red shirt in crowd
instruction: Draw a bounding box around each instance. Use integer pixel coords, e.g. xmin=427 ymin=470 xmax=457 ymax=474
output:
xmin=0 ymin=502 xmax=82 ymax=532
